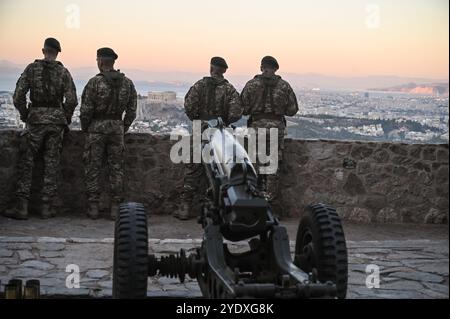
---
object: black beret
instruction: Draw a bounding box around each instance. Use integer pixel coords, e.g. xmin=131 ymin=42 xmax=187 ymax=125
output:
xmin=210 ymin=56 xmax=228 ymax=69
xmin=44 ymin=37 xmax=61 ymax=52
xmin=97 ymin=47 xmax=118 ymax=60
xmin=261 ymin=56 xmax=279 ymax=69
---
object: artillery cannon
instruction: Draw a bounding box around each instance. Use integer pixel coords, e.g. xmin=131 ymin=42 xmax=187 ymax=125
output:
xmin=112 ymin=119 xmax=348 ymax=299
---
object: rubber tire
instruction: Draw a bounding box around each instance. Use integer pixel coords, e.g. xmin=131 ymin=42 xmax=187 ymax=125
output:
xmin=294 ymin=203 xmax=348 ymax=299
xmin=112 ymin=202 xmax=148 ymax=298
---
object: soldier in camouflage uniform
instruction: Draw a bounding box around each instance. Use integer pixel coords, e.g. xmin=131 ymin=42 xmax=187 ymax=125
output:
xmin=241 ymin=56 xmax=298 ymax=217
xmin=175 ymin=57 xmax=242 ymax=220
xmin=80 ymin=48 xmax=137 ymax=220
xmin=4 ymin=38 xmax=77 ymax=220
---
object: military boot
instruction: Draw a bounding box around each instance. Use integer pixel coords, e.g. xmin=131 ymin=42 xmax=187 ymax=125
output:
xmin=110 ymin=201 xmax=120 ymax=221
xmin=41 ymin=202 xmax=56 ymax=219
xmin=86 ymin=202 xmax=99 ymax=220
xmin=13 ymin=197 xmax=29 ymax=220
xmin=173 ymin=202 xmax=191 ymax=221
xmin=3 ymin=197 xmax=28 ymax=220
xmin=2 ymin=207 xmax=16 ymax=219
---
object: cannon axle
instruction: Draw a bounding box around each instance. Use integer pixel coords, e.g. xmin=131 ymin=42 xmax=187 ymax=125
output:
xmin=148 ymin=249 xmax=203 ymax=283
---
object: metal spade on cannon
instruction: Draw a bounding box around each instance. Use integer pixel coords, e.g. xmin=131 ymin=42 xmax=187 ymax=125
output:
xmin=112 ymin=118 xmax=348 ymax=299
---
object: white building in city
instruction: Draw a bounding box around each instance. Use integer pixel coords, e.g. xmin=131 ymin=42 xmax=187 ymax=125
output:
xmin=147 ymin=91 xmax=177 ymax=103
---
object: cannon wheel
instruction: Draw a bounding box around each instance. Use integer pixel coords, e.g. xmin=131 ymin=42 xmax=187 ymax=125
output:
xmin=294 ymin=203 xmax=348 ymax=299
xmin=112 ymin=202 xmax=148 ymax=298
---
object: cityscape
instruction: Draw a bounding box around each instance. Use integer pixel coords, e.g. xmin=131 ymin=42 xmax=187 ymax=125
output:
xmin=1 ymin=87 xmax=448 ymax=144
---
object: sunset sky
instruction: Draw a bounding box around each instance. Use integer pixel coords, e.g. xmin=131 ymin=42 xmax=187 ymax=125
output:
xmin=0 ymin=0 xmax=448 ymax=79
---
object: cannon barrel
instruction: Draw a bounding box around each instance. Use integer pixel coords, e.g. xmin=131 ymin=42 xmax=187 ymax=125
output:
xmin=208 ymin=126 xmax=257 ymax=186
xmin=203 ymin=119 xmax=270 ymax=242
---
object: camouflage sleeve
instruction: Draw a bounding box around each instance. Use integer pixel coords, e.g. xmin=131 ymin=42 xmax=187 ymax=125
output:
xmin=184 ymin=82 xmax=201 ymax=121
xmin=62 ymin=69 xmax=78 ymax=124
xmin=285 ymin=84 xmax=299 ymax=116
xmin=80 ymin=78 xmax=96 ymax=132
xmin=123 ymin=80 xmax=137 ymax=132
xmin=226 ymin=85 xmax=243 ymax=125
xmin=13 ymin=64 xmax=32 ymax=122
xmin=240 ymin=81 xmax=253 ymax=116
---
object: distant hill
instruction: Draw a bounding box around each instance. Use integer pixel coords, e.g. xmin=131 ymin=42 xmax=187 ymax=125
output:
xmin=368 ymin=82 xmax=449 ymax=96
xmin=1 ymin=59 xmax=448 ymax=93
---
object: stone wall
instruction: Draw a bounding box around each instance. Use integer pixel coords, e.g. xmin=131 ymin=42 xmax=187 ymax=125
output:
xmin=0 ymin=129 xmax=448 ymax=224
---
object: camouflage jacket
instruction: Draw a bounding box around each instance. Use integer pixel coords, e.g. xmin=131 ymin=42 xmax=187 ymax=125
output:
xmin=241 ymin=74 xmax=298 ymax=128
xmin=80 ymin=70 xmax=137 ymax=135
xmin=184 ymin=76 xmax=242 ymax=125
xmin=13 ymin=59 xmax=78 ymax=125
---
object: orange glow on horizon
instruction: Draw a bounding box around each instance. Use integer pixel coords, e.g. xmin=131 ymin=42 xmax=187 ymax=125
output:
xmin=0 ymin=0 xmax=448 ymax=79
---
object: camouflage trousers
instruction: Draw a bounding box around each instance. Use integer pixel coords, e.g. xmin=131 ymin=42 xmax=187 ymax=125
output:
xmin=179 ymin=134 xmax=208 ymax=217
xmin=16 ymin=124 xmax=65 ymax=202
xmin=83 ymin=133 xmax=124 ymax=203
xmin=179 ymin=161 xmax=209 ymax=217
xmin=250 ymin=120 xmax=285 ymax=216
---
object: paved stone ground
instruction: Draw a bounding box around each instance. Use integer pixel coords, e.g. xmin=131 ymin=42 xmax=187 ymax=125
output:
xmin=0 ymin=236 xmax=448 ymax=299
xmin=0 ymin=215 xmax=448 ymax=299
xmin=1 ymin=215 xmax=449 ymax=241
